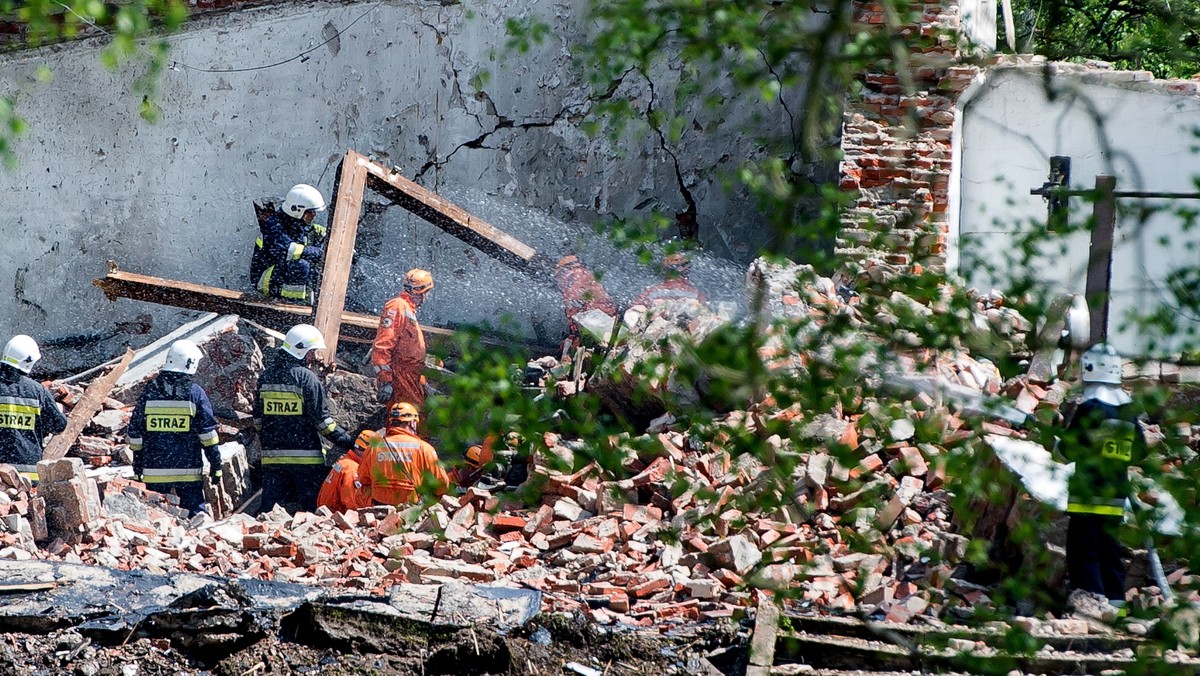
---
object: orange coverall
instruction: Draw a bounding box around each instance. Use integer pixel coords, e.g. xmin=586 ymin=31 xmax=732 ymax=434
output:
xmin=632 ymin=278 xmax=706 ymax=308
xmin=316 ymin=449 xmax=368 ymax=512
xmin=356 ymin=429 xmax=450 ymax=506
xmin=371 ymin=292 xmax=426 ymax=408
xmin=553 ymin=263 xmax=617 ymax=335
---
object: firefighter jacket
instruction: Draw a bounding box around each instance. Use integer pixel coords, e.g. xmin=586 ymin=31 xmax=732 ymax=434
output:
xmin=1060 ymin=398 xmax=1146 ymax=518
xmin=0 ymin=365 xmax=66 ymax=480
xmin=127 ymin=372 xmax=220 ymax=486
xmin=356 ymin=428 xmax=450 ymax=506
xmin=632 ymin=278 xmax=706 ymax=308
xmin=250 ymin=210 xmax=327 ymax=299
xmin=254 ymin=351 xmax=354 ymax=466
xmin=370 ymin=293 xmax=426 ymax=386
xmin=316 ymin=449 xmax=368 ymax=512
xmin=552 ymin=263 xmax=617 ymax=334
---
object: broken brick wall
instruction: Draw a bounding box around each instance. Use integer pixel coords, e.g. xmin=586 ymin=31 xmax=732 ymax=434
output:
xmin=836 ymin=0 xmax=984 ymax=274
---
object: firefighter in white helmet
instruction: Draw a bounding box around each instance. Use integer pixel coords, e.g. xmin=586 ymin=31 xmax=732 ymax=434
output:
xmin=254 ymin=324 xmax=355 ymax=512
xmin=0 ymin=335 xmax=66 ymax=483
xmin=1054 ymin=343 xmax=1146 ymax=612
xmin=126 ymin=340 xmax=222 ymax=516
xmin=249 ymin=184 xmax=329 ymax=305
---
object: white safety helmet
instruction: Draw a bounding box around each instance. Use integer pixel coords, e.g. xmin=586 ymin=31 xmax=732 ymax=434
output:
xmin=0 ymin=335 xmax=40 ymax=374
xmin=282 ymin=324 xmax=326 ymax=360
xmin=283 ymin=184 xmax=326 ymax=219
xmin=1081 ymin=342 xmax=1123 ymax=385
xmin=163 ymin=340 xmax=203 ymax=375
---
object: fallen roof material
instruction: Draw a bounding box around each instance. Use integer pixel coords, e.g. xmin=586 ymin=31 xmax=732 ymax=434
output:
xmin=43 ymin=349 xmax=132 ymax=461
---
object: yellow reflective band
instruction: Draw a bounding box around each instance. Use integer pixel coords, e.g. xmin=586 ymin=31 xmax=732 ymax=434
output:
xmin=280 ymin=285 xmax=309 ymax=300
xmin=142 ymin=474 xmax=204 ymax=484
xmin=255 ymin=237 xmax=264 ymax=248
xmin=1066 ymin=503 xmax=1125 ymax=516
xmin=258 ymin=267 xmax=274 ymax=295
xmin=287 ymin=242 xmax=305 ymax=261
xmin=262 ymin=457 xmax=326 ymax=465
xmin=262 ymin=391 xmax=304 ymax=416
xmin=146 ymin=414 xmax=191 ymax=432
xmin=0 ymin=405 xmax=37 ymax=431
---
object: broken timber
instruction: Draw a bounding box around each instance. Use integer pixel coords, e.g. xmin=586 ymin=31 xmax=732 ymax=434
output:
xmin=92 ymin=265 xmax=462 ymax=349
xmin=313 ymin=149 xmax=545 ymax=364
xmin=44 ymin=349 xmax=133 ymax=461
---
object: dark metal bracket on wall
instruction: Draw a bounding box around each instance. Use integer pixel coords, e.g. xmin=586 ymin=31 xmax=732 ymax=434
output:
xmin=1028 ymin=155 xmax=1200 ymax=345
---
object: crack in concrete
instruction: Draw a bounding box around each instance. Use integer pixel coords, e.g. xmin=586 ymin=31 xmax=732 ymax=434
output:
xmin=638 ymin=69 xmax=699 ymax=242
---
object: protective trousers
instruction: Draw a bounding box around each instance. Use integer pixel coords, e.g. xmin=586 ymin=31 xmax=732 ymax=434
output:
xmin=1066 ymin=513 xmax=1126 ymax=602
xmin=260 ymin=464 xmax=327 ymax=513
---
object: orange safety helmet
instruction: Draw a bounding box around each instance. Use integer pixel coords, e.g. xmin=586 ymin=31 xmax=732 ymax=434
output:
xmin=465 ymin=442 xmax=494 ymax=469
xmin=388 ymin=402 xmax=420 ymax=427
xmin=352 ymin=429 xmax=382 ymax=458
xmin=404 ymin=269 xmax=434 ymax=295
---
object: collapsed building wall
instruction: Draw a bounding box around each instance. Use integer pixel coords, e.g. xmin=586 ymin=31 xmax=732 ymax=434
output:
xmin=0 ymin=0 xmax=794 ymax=350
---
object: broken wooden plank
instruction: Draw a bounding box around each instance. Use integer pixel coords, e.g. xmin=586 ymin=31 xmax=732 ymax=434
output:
xmin=314 ymin=150 xmax=371 ymax=366
xmin=746 ymin=596 xmax=779 ymax=676
xmin=361 ymin=159 xmax=539 ymax=271
xmin=92 ymin=265 xmax=545 ymax=354
xmin=44 ymin=349 xmax=133 ymax=461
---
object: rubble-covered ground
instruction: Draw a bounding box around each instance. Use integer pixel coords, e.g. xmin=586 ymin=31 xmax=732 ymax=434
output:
xmin=0 ymin=256 xmax=1196 ymax=673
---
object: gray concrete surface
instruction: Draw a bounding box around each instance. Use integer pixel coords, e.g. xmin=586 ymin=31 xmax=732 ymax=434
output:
xmin=0 ymin=0 xmax=802 ymax=360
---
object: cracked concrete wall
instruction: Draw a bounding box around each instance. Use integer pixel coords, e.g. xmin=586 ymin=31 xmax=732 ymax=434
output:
xmin=0 ymin=0 xmax=800 ymax=353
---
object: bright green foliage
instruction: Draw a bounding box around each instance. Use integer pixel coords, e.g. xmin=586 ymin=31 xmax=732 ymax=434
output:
xmin=1008 ymin=0 xmax=1200 ymax=78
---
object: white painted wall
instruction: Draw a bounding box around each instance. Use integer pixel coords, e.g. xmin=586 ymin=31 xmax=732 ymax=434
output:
xmin=958 ymin=65 xmax=1200 ymax=356
xmin=0 ymin=0 xmax=787 ymax=363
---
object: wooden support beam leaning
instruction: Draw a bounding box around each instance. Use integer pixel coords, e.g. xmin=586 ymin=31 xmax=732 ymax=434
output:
xmin=92 ymin=266 xmax=540 ymax=354
xmin=314 ymin=150 xmax=370 ymax=366
xmin=361 ymin=160 xmax=541 ymax=272
xmin=44 ymin=349 xmax=133 ymax=461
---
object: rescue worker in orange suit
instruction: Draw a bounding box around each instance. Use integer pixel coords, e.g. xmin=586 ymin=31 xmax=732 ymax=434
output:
xmin=632 ymin=252 xmax=706 ymax=308
xmin=552 ymin=254 xmax=617 ymax=338
xmin=0 ymin=335 xmax=66 ymax=484
xmin=249 ymin=184 xmax=328 ymax=304
xmin=371 ymin=269 xmax=433 ymax=409
xmin=254 ymin=324 xmax=356 ymax=513
xmin=453 ymin=436 xmax=496 ymax=488
xmin=316 ymin=429 xmax=378 ymax=513
xmin=356 ymin=402 xmax=450 ymax=506
xmin=127 ymin=340 xmax=222 ymax=516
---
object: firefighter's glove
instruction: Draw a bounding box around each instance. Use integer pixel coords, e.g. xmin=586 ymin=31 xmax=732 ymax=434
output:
xmin=210 ymin=467 xmax=223 ymax=482
xmin=378 ymin=383 xmax=393 ymax=403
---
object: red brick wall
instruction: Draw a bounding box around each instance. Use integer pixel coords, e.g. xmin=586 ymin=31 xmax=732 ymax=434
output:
xmin=838 ymin=0 xmax=980 ymax=273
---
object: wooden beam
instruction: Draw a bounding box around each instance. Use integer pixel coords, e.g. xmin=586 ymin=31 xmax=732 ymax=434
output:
xmin=314 ymin=150 xmax=370 ymax=366
xmin=361 ymin=160 xmax=539 ymax=271
xmin=1086 ymin=175 xmax=1117 ymax=347
xmin=92 ymin=266 xmax=544 ymax=353
xmin=44 ymin=349 xmax=133 ymax=461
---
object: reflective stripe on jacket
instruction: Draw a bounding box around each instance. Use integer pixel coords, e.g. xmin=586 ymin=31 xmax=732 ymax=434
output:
xmin=356 ymin=430 xmax=449 ymax=506
xmin=127 ymin=373 xmax=220 ymax=483
xmin=0 ymin=367 xmax=66 ymax=475
xmin=254 ymin=351 xmax=352 ymax=464
xmin=1060 ymin=399 xmax=1145 ymax=518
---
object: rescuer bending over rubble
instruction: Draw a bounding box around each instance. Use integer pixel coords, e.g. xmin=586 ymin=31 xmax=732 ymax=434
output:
xmin=371 ymin=269 xmax=433 ymax=410
xmin=631 ymin=252 xmax=706 ymax=308
xmin=552 ymin=254 xmax=617 ymax=341
xmin=254 ymin=324 xmax=355 ymax=513
xmin=356 ymin=402 xmax=449 ymax=506
xmin=0 ymin=335 xmax=66 ymax=483
xmin=249 ymin=184 xmax=329 ymax=304
xmin=316 ymin=429 xmax=377 ymax=513
xmin=127 ymin=340 xmax=221 ymax=516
